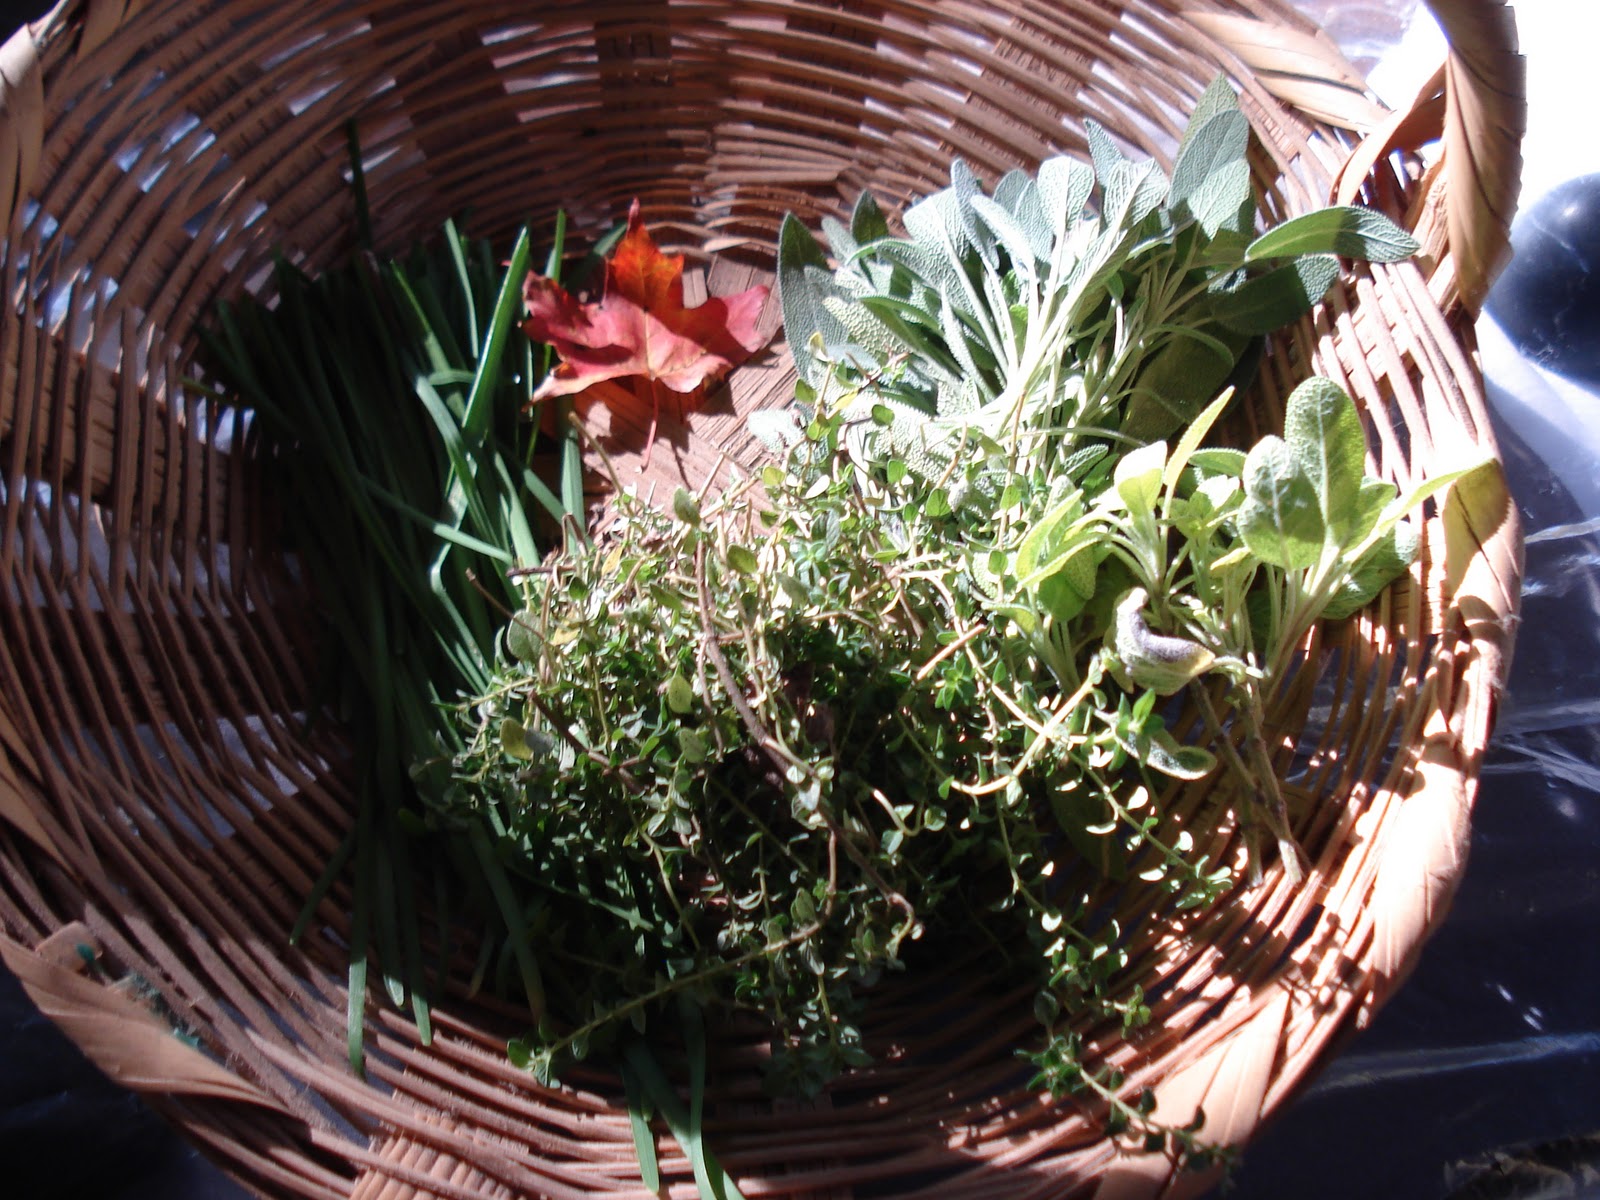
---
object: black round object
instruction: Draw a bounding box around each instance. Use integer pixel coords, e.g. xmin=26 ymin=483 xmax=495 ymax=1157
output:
xmin=1487 ymin=173 xmax=1600 ymax=385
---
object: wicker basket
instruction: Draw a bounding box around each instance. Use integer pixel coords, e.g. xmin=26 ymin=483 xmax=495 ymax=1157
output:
xmin=0 ymin=1 xmax=1524 ymax=1197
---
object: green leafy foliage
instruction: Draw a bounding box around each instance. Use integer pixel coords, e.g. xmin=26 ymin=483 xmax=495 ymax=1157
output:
xmin=198 ymin=211 xmax=584 ymax=1070
xmin=456 ymin=394 xmax=1246 ymax=1095
xmin=207 ymin=84 xmax=1472 ymax=1193
xmin=728 ymin=79 xmax=1472 ymax=1137
xmin=1226 ymin=378 xmax=1491 ymax=678
xmin=776 ymin=77 xmax=1418 ymax=464
xmin=457 ymin=351 xmax=1478 ymax=1130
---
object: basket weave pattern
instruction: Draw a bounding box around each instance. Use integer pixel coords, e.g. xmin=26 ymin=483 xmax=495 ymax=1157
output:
xmin=0 ymin=1 xmax=1523 ymax=1197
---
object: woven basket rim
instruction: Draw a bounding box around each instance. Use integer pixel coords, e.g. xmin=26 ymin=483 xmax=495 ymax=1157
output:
xmin=0 ymin=1 xmax=1525 ymax=1197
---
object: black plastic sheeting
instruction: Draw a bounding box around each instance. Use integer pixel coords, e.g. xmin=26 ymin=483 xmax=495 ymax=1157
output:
xmin=1230 ymin=170 xmax=1600 ymax=1199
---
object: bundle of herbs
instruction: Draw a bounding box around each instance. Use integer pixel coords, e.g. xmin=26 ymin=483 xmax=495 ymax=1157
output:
xmin=195 ymin=148 xmax=591 ymax=1068
xmin=455 ymin=79 xmax=1487 ymax=1130
xmin=198 ymin=81 xmax=1486 ymax=1168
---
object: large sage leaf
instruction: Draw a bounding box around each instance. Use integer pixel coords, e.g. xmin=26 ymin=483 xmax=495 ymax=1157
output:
xmin=1038 ymin=549 xmax=1098 ymax=622
xmin=1245 ymin=206 xmax=1420 ymax=264
xmin=992 ymin=169 xmax=1053 ymax=260
xmin=1169 ymin=109 xmax=1250 ymax=221
xmin=1208 ymin=255 xmax=1340 ymax=335
xmin=825 ymin=295 xmax=908 ymax=360
xmin=1284 ymin=376 xmax=1367 ymax=542
xmin=850 ymin=189 xmax=891 ymax=245
xmin=1120 ymin=325 xmax=1247 ymax=442
xmin=1189 ymin=158 xmax=1255 ymax=237
xmin=1343 ymin=478 xmax=1398 ymax=549
xmin=1103 ymin=157 xmax=1169 ymax=232
xmin=1085 ymin=119 xmax=1128 ymax=186
xmin=1036 ymin=155 xmax=1095 ymax=235
xmin=1176 ymin=75 xmax=1244 ymax=157
xmin=948 ymin=159 xmax=995 ymax=266
xmin=778 ymin=214 xmax=842 ymax=385
xmin=1322 ymin=520 xmax=1421 ymax=620
xmin=972 ymin=194 xmax=1043 ymax=282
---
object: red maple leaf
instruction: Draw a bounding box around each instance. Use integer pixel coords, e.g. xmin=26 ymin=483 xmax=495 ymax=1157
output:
xmin=522 ymin=203 xmax=770 ymax=425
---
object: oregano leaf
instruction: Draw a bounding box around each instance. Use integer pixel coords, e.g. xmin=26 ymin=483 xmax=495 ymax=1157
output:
xmin=506 ymin=611 xmax=542 ymax=664
xmin=665 ymin=673 xmax=695 ymax=714
xmin=500 ymin=718 xmax=535 ymax=761
xmin=1237 ymin=436 xmax=1324 ymax=569
xmin=850 ymin=189 xmax=891 ymax=245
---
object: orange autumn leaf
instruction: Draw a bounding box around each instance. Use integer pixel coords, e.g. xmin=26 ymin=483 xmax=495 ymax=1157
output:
xmin=522 ymin=201 xmax=770 ymax=404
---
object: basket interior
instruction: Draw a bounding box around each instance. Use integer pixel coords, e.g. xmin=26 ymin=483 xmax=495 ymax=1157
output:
xmin=0 ymin=2 xmax=1515 ymax=1198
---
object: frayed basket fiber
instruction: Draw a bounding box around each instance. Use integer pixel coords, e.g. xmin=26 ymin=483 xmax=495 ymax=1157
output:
xmin=0 ymin=1 xmax=1524 ymax=1197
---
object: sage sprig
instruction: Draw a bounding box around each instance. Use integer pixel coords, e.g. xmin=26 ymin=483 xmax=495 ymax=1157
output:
xmin=773 ymin=76 xmax=1419 ymax=484
xmin=1080 ymin=380 xmax=1491 ymax=877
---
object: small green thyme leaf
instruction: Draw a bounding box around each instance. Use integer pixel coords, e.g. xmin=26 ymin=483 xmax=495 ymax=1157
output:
xmin=673 ymin=487 xmax=702 ymax=525
xmin=666 ymin=673 xmax=695 ymax=714
xmin=506 ymin=612 xmax=542 ymax=664
xmin=500 ymin=719 xmax=535 ymax=761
